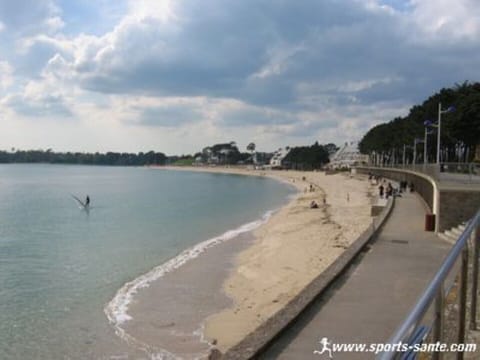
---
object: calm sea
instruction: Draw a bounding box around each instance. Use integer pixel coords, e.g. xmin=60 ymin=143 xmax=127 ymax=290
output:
xmin=0 ymin=164 xmax=294 ymax=359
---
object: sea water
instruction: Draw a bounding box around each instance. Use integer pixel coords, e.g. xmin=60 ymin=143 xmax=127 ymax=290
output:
xmin=0 ymin=164 xmax=294 ymax=359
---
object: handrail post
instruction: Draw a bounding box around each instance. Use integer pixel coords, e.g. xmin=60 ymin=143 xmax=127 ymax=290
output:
xmin=470 ymin=227 xmax=479 ymax=330
xmin=470 ymin=226 xmax=480 ymax=330
xmin=457 ymin=247 xmax=469 ymax=360
xmin=433 ymin=285 xmax=445 ymax=360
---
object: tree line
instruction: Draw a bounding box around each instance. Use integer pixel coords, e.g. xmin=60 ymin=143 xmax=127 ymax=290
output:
xmin=283 ymin=142 xmax=332 ymax=170
xmin=359 ymin=82 xmax=480 ymax=164
xmin=0 ymin=141 xmax=337 ymax=169
xmin=0 ymin=149 xmax=167 ymax=166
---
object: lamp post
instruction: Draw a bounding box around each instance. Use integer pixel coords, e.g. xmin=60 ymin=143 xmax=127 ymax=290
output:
xmin=423 ymin=119 xmax=435 ymax=165
xmin=413 ymin=138 xmax=424 ymax=165
xmin=435 ymin=103 xmax=455 ymax=165
xmin=424 ymin=126 xmax=428 ymax=165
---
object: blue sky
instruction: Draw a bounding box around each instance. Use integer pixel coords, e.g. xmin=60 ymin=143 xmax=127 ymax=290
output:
xmin=0 ymin=0 xmax=479 ymax=154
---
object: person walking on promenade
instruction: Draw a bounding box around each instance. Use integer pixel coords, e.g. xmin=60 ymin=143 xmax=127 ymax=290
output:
xmin=386 ymin=183 xmax=393 ymax=198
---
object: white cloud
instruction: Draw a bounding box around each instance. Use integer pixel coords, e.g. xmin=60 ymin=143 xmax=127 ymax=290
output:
xmin=0 ymin=61 xmax=13 ymax=90
xmin=0 ymin=0 xmax=479 ymax=154
xmin=408 ymin=0 xmax=480 ymax=41
xmin=127 ymin=0 xmax=178 ymax=23
xmin=250 ymin=44 xmax=306 ymax=80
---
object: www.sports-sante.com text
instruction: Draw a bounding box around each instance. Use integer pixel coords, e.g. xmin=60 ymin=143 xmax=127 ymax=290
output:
xmin=328 ymin=341 xmax=477 ymax=354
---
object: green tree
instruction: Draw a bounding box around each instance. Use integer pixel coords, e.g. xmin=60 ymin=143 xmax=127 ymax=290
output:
xmin=359 ymin=82 xmax=480 ymax=163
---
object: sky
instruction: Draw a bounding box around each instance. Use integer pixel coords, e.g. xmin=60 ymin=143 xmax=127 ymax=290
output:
xmin=0 ymin=0 xmax=479 ymax=155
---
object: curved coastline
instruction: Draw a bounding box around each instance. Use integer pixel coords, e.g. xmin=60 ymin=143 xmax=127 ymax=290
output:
xmin=104 ymin=209 xmax=277 ymax=326
xmin=104 ymin=167 xmax=299 ymax=358
xmin=104 ymin=166 xmax=375 ymax=359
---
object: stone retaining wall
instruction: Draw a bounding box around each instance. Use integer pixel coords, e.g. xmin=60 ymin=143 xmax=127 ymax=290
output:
xmin=439 ymin=190 xmax=480 ymax=231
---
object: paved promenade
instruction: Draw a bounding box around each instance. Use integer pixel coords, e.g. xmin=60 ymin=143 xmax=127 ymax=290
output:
xmin=260 ymin=192 xmax=452 ymax=359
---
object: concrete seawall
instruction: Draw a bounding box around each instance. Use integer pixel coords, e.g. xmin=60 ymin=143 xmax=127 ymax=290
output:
xmin=439 ymin=189 xmax=480 ymax=231
xmin=219 ymin=197 xmax=395 ymax=360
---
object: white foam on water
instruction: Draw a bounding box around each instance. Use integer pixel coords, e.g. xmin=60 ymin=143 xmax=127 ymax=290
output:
xmin=104 ymin=209 xmax=276 ymax=336
xmin=105 ymin=178 xmax=299 ymax=359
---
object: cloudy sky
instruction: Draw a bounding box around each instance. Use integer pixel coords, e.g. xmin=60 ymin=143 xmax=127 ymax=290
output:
xmin=0 ymin=0 xmax=479 ymax=154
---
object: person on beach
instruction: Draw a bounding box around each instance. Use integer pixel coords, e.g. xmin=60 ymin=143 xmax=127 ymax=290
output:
xmin=85 ymin=195 xmax=90 ymax=206
xmin=310 ymin=200 xmax=319 ymax=209
xmin=379 ymin=184 xmax=384 ymax=198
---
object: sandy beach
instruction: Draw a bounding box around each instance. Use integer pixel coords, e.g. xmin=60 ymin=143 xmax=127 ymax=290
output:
xmin=159 ymin=166 xmax=374 ymax=353
xmin=114 ymin=166 xmax=374 ymax=358
xmin=191 ymin=168 xmax=374 ymax=352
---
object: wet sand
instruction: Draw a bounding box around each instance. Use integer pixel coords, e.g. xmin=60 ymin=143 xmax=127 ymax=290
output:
xmin=119 ymin=233 xmax=255 ymax=359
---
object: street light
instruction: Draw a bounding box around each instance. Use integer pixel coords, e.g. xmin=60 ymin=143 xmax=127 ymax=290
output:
xmin=423 ymin=119 xmax=436 ymax=165
xmin=413 ymin=137 xmax=424 ymax=165
xmin=435 ymin=103 xmax=455 ymax=165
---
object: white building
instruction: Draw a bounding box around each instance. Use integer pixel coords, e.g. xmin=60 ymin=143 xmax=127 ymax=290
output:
xmin=270 ymin=147 xmax=290 ymax=168
xmin=328 ymin=141 xmax=369 ymax=169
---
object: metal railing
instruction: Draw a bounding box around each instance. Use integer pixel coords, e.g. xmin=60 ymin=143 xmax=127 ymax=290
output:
xmin=369 ymin=163 xmax=480 ymax=184
xmin=377 ymin=208 xmax=480 ymax=360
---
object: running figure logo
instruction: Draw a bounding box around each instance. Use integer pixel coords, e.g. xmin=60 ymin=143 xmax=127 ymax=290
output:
xmin=313 ymin=337 xmax=333 ymax=358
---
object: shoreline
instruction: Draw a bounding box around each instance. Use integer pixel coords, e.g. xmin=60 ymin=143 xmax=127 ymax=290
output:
xmin=105 ymin=165 xmax=374 ymax=358
xmin=104 ymin=209 xmax=284 ymax=359
xmin=104 ymin=166 xmax=298 ymax=358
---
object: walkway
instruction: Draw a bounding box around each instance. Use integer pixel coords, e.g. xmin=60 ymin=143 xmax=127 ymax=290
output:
xmin=260 ymin=192 xmax=452 ymax=359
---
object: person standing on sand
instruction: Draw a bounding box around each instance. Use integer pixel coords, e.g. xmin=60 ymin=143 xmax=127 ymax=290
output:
xmin=85 ymin=195 xmax=90 ymax=206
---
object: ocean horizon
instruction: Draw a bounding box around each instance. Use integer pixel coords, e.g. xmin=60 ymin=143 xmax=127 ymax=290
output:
xmin=0 ymin=164 xmax=295 ymax=359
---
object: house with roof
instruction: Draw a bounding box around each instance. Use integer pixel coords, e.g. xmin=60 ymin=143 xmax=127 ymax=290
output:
xmin=328 ymin=141 xmax=369 ymax=169
xmin=269 ymin=147 xmax=291 ymax=168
